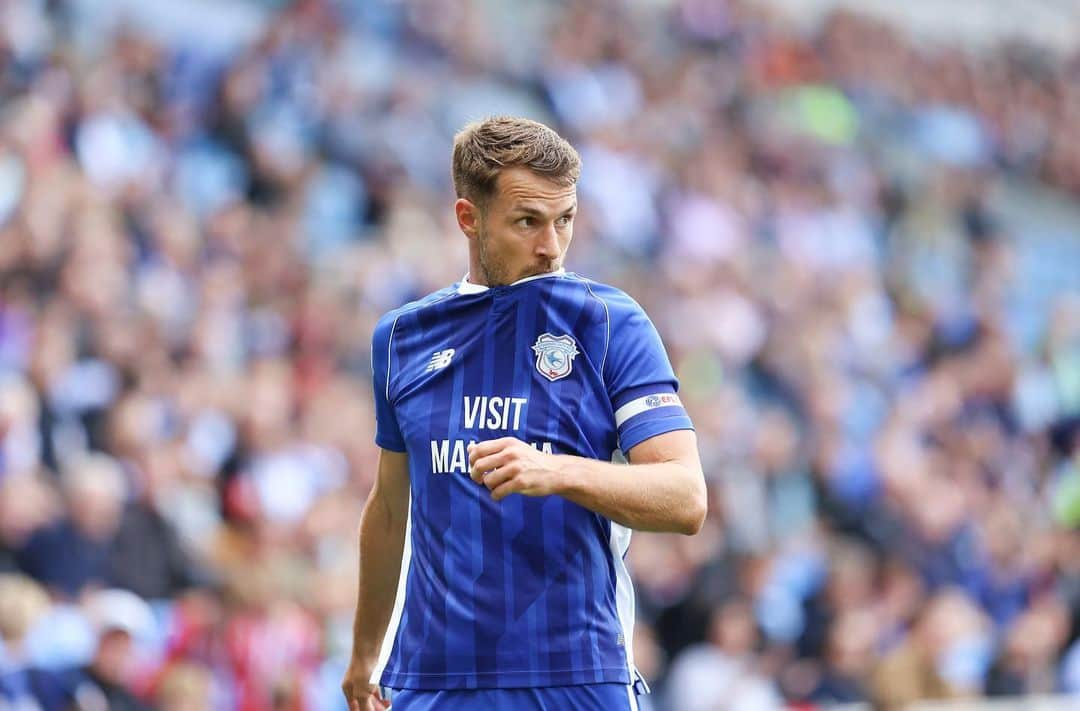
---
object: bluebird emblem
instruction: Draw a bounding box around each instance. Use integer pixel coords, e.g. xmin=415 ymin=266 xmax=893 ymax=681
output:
xmin=531 ymin=333 xmax=580 ymax=382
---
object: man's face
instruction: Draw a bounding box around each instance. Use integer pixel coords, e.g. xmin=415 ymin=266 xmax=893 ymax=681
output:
xmin=93 ymin=629 xmax=134 ymax=684
xmin=70 ymin=486 xmax=123 ymax=541
xmin=467 ymin=167 xmax=577 ymax=286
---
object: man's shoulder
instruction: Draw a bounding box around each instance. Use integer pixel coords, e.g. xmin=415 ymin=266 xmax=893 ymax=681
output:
xmin=373 ymin=285 xmax=460 ymax=341
xmin=561 ymin=273 xmax=645 ymax=319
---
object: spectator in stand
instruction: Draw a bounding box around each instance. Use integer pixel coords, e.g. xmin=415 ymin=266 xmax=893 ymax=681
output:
xmin=154 ymin=661 xmax=217 ymax=711
xmin=872 ymin=590 xmax=993 ymax=708
xmin=15 ymin=454 xmax=128 ymax=598
xmin=0 ymin=574 xmax=70 ymax=710
xmin=69 ymin=588 xmax=158 ymax=711
xmin=665 ymin=597 xmax=784 ymax=710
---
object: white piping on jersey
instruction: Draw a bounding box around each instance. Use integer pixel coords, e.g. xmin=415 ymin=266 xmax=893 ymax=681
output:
xmin=614 ymin=392 xmax=684 ymax=428
xmin=610 ymin=519 xmax=635 ymax=683
xmin=384 ymin=289 xmax=458 ymax=403
xmin=455 ymin=268 xmax=566 ymax=295
xmin=609 ymin=448 xmax=639 ymax=703
xmin=575 ymin=276 xmax=610 ymax=382
xmin=386 ymin=314 xmax=401 ymax=402
xmin=369 ymin=496 xmax=413 ymax=684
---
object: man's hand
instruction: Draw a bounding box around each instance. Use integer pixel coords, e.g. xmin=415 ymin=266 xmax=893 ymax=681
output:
xmin=341 ymin=658 xmax=390 ymax=710
xmin=468 ymin=437 xmax=563 ymax=501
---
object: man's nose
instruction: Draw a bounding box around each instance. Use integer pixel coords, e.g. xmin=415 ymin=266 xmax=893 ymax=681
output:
xmin=535 ymin=224 xmax=559 ymax=259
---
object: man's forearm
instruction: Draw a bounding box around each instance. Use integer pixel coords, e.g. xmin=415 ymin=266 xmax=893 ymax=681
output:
xmin=554 ymin=455 xmax=706 ymax=535
xmin=351 ymin=489 xmax=408 ymax=662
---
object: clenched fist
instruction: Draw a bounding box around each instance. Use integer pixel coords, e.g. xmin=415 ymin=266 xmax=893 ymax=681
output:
xmin=468 ymin=437 xmax=565 ymax=501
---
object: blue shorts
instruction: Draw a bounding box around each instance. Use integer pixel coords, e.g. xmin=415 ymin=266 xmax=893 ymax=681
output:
xmin=383 ymin=683 xmax=638 ymax=710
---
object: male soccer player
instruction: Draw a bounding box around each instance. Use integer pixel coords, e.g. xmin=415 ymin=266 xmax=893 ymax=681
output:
xmin=341 ymin=116 xmax=706 ymax=711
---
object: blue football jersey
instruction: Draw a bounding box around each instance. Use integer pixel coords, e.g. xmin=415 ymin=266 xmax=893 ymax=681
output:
xmin=368 ymin=269 xmax=693 ymax=690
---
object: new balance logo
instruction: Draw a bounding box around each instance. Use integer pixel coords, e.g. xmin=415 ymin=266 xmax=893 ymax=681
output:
xmin=426 ymin=349 xmax=456 ymax=372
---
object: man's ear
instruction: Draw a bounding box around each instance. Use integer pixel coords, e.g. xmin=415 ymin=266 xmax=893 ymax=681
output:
xmin=455 ymin=198 xmax=481 ymax=239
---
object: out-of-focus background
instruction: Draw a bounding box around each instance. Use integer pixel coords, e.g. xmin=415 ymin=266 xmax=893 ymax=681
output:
xmin=0 ymin=0 xmax=1079 ymax=709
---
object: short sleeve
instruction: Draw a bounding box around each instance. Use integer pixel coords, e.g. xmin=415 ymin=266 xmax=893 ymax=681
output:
xmin=603 ymin=292 xmax=694 ymax=452
xmin=371 ymin=313 xmax=406 ymax=452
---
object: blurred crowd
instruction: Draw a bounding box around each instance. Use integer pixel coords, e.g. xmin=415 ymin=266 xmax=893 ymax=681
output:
xmin=0 ymin=0 xmax=1079 ymax=709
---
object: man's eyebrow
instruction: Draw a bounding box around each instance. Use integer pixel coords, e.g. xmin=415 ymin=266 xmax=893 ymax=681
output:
xmin=511 ymin=203 xmax=578 ymax=216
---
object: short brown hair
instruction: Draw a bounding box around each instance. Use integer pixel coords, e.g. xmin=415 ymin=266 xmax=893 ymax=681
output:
xmin=452 ymin=116 xmax=581 ymax=208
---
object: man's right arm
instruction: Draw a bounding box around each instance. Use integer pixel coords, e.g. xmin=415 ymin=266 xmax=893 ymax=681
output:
xmin=342 ymin=448 xmax=410 ymax=711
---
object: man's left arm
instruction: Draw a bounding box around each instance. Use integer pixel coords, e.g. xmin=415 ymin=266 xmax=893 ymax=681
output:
xmin=468 ymin=430 xmax=706 ymax=535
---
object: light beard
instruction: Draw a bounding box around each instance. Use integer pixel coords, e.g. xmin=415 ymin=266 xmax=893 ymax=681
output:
xmin=476 ymin=228 xmax=557 ymax=286
xmin=475 ymin=227 xmax=509 ymax=286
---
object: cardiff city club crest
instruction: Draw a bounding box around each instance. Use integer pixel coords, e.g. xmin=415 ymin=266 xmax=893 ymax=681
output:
xmin=531 ymin=333 xmax=580 ymax=382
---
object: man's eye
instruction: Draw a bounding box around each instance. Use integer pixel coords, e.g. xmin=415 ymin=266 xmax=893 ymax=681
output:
xmin=517 ymin=217 xmax=535 ymax=227
xmin=556 ymin=215 xmax=573 ymax=226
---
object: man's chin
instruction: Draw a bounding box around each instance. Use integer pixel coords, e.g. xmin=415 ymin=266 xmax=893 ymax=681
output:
xmin=518 ymin=265 xmax=558 ymax=281
xmin=487 ymin=265 xmax=558 ymax=286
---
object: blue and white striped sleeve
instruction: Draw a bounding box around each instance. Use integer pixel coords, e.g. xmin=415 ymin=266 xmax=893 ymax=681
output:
xmin=372 ymin=312 xmax=407 ymax=452
xmin=602 ymin=291 xmax=694 ymax=453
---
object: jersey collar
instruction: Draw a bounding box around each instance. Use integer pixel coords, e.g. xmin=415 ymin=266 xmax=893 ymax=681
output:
xmin=456 ymin=268 xmax=566 ymax=295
